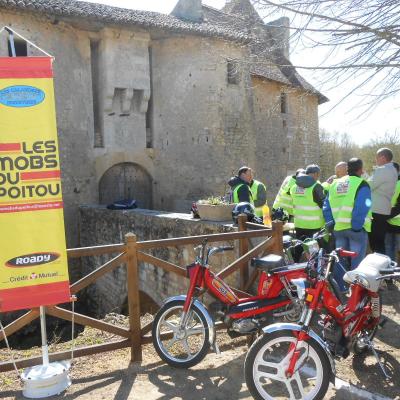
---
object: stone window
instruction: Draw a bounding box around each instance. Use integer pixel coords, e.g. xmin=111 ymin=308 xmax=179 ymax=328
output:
xmin=146 ymin=46 xmax=154 ymax=148
xmin=7 ymin=37 xmax=27 ymax=57
xmin=280 ymin=92 xmax=288 ymax=114
xmin=227 ymin=59 xmax=240 ymax=84
xmin=90 ymin=39 xmax=103 ymax=148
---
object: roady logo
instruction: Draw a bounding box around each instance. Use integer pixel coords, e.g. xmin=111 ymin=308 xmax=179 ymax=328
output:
xmin=6 ymin=252 xmax=60 ymax=268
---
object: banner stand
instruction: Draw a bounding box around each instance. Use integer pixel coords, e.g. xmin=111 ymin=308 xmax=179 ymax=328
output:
xmin=0 ymin=27 xmax=73 ymax=398
xmin=20 ymin=306 xmax=71 ymax=398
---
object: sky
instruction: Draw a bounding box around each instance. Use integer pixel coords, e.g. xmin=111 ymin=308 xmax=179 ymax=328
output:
xmin=83 ymin=0 xmax=399 ymax=145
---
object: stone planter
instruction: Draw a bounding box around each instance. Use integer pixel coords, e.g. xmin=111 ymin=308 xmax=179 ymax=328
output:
xmin=196 ymin=203 xmax=235 ymax=222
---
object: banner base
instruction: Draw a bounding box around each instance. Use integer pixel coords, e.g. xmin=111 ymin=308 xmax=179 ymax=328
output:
xmin=21 ymin=361 xmax=71 ymax=399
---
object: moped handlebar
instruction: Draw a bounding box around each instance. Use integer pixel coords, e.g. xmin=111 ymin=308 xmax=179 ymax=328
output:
xmin=379 ymin=268 xmax=400 ymax=274
xmin=338 ymin=249 xmax=358 ymax=258
xmin=194 ymin=243 xmax=234 ymax=265
xmin=377 ymin=272 xmax=400 ymax=281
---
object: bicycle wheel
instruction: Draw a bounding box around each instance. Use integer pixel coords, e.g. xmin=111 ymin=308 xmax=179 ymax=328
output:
xmin=245 ymin=329 xmax=331 ymax=400
xmin=152 ymin=299 xmax=210 ymax=368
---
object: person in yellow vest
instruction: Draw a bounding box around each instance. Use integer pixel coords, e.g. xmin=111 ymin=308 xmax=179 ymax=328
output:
xmin=290 ymin=164 xmax=325 ymax=239
xmin=385 ymin=162 xmax=400 ymax=261
xmin=322 ymin=161 xmax=347 ymax=192
xmin=273 ymin=168 xmax=305 ymax=217
xmin=228 ymin=166 xmax=253 ymax=204
xmin=249 ymin=174 xmax=267 ymax=218
xmin=323 ymin=158 xmax=372 ymax=271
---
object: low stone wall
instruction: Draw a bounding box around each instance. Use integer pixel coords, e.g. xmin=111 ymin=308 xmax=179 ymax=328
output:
xmin=79 ymin=205 xmax=239 ymax=317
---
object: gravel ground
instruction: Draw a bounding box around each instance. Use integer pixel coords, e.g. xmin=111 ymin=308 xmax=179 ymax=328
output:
xmin=1 ymin=285 xmax=400 ymax=400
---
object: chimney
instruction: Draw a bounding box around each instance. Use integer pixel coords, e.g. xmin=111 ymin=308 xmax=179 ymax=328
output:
xmin=223 ymin=0 xmax=263 ymax=24
xmin=266 ymin=17 xmax=290 ymax=59
xmin=171 ymin=0 xmax=203 ymax=23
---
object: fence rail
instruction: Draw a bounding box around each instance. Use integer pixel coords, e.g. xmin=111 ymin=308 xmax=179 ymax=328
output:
xmin=0 ymin=217 xmax=282 ymax=372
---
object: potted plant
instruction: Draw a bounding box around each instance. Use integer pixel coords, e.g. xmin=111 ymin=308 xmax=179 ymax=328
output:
xmin=196 ymin=196 xmax=235 ymax=222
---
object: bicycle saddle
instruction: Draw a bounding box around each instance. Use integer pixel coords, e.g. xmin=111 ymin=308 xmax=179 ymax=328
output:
xmin=251 ymin=254 xmax=284 ymax=271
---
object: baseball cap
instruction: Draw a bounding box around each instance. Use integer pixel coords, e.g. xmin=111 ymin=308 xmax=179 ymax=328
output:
xmin=305 ymin=164 xmax=321 ymax=174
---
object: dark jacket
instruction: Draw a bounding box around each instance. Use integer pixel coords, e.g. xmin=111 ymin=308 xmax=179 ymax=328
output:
xmin=228 ymin=176 xmax=252 ymax=203
xmin=295 ymin=174 xmax=325 ymax=208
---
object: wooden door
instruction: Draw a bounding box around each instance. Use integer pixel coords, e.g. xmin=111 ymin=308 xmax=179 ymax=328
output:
xmin=99 ymin=162 xmax=152 ymax=209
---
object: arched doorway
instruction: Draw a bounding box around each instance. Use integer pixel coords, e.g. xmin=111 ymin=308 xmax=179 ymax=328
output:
xmin=99 ymin=162 xmax=153 ymax=209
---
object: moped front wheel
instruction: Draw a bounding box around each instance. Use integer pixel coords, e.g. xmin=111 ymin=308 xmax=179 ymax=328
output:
xmin=244 ymin=330 xmax=331 ymax=400
xmin=152 ymin=299 xmax=210 ymax=368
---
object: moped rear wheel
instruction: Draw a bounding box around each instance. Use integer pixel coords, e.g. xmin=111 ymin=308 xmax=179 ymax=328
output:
xmin=245 ymin=330 xmax=331 ymax=400
xmin=152 ymin=299 xmax=210 ymax=368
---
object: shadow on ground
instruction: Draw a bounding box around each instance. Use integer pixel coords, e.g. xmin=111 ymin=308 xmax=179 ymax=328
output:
xmin=0 ymin=354 xmax=250 ymax=400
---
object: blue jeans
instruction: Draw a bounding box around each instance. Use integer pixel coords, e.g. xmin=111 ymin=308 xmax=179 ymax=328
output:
xmin=333 ymin=229 xmax=368 ymax=290
xmin=385 ymin=232 xmax=400 ymax=261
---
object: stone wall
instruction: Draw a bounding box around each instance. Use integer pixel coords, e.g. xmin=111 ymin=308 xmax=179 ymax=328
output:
xmin=151 ymin=36 xmax=256 ymax=212
xmin=252 ymin=77 xmax=320 ymax=206
xmin=79 ymin=205 xmax=240 ymax=317
xmin=0 ymin=7 xmax=321 ymax=253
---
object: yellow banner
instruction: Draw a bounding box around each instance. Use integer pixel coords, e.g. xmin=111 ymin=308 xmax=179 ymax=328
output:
xmin=0 ymin=57 xmax=70 ymax=312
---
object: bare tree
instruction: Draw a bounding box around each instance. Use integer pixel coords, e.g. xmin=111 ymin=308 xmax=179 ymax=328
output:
xmin=319 ymin=129 xmax=359 ymax=179
xmin=252 ymin=0 xmax=400 ymax=111
xmin=319 ymin=127 xmax=400 ymax=176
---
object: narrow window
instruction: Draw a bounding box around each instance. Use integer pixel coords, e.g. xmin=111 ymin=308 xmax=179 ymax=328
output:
xmin=227 ymin=59 xmax=240 ymax=85
xmin=280 ymin=92 xmax=288 ymax=114
xmin=90 ymin=39 xmax=103 ymax=148
xmin=146 ymin=46 xmax=154 ymax=148
xmin=7 ymin=37 xmax=27 ymax=57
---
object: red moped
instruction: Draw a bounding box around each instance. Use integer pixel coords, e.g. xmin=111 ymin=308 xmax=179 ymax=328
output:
xmin=245 ymin=248 xmax=400 ymax=400
xmin=152 ymin=233 xmax=322 ymax=368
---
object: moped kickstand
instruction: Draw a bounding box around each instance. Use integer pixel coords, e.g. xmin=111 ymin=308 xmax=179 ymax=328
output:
xmin=367 ymin=338 xmax=391 ymax=380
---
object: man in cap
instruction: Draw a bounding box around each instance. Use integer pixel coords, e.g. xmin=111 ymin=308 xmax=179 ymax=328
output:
xmin=323 ymin=158 xmax=372 ymax=290
xmin=323 ymin=158 xmax=371 ymax=267
xmin=228 ymin=166 xmax=254 ymax=204
xmin=290 ymin=164 xmax=326 ymax=239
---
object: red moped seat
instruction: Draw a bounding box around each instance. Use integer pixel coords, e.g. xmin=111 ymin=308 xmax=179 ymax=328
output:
xmin=251 ymin=254 xmax=284 ymax=271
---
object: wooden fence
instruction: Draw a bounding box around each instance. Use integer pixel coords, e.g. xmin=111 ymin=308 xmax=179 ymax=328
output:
xmin=0 ymin=217 xmax=283 ymax=372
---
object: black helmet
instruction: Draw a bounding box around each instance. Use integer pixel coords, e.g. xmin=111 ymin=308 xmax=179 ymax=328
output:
xmin=272 ymin=207 xmax=289 ymax=223
xmin=232 ymin=202 xmax=256 ymax=223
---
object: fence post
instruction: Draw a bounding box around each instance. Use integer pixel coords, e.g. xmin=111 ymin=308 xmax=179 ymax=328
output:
xmin=271 ymin=221 xmax=283 ymax=255
xmin=125 ymin=232 xmax=142 ymax=362
xmin=238 ymin=214 xmax=249 ymax=289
